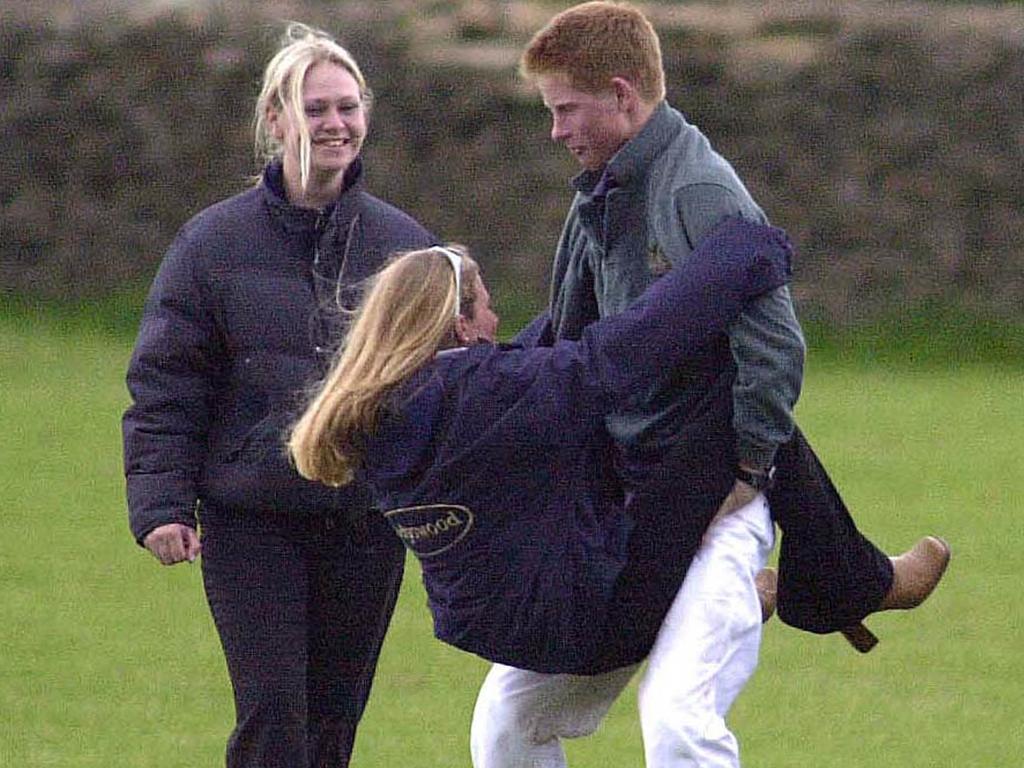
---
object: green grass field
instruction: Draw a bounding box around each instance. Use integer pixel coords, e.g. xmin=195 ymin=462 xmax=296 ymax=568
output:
xmin=2 ymin=314 xmax=1021 ymax=767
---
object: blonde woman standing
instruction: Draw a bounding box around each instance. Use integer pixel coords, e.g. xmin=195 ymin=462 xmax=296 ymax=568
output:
xmin=122 ymin=23 xmax=435 ymax=767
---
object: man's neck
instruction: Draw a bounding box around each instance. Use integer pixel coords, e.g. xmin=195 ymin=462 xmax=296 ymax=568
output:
xmin=625 ymin=99 xmax=658 ymax=143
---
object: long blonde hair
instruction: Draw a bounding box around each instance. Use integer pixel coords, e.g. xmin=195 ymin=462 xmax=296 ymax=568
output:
xmin=289 ymin=245 xmax=479 ymax=487
xmin=253 ymin=21 xmax=372 ymax=191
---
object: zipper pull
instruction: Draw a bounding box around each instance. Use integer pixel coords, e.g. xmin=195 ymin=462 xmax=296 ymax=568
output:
xmin=313 ymin=210 xmax=327 ymax=268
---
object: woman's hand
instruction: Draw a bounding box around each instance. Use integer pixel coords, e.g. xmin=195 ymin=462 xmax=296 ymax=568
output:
xmin=143 ymin=523 xmax=201 ymax=565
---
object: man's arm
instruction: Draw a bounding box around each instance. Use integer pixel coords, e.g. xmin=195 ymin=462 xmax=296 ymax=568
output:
xmin=729 ymin=285 xmax=805 ymax=470
xmin=675 ymin=184 xmax=806 ymax=473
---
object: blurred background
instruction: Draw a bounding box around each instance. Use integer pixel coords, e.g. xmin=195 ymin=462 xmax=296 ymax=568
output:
xmin=2 ymin=0 xmax=1022 ymax=354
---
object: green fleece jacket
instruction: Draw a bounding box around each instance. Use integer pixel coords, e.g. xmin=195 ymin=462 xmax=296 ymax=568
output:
xmin=548 ymin=101 xmax=806 ymax=470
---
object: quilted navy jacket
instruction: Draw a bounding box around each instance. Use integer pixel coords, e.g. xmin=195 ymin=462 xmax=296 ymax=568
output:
xmin=122 ymin=160 xmax=436 ymax=543
xmin=361 ymin=219 xmax=792 ymax=672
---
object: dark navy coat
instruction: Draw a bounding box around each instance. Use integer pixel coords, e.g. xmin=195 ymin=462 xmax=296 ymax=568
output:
xmin=122 ymin=160 xmax=436 ymax=543
xmin=361 ymin=219 xmax=792 ymax=672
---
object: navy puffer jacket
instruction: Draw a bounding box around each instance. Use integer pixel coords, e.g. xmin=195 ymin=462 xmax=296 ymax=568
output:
xmin=122 ymin=160 xmax=436 ymax=543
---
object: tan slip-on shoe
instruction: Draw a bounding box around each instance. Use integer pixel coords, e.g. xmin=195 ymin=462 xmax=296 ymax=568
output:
xmin=841 ymin=536 xmax=952 ymax=653
xmin=879 ymin=536 xmax=952 ymax=611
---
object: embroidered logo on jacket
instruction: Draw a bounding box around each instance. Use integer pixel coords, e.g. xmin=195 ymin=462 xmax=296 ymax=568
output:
xmin=647 ymin=242 xmax=672 ymax=277
xmin=384 ymin=504 xmax=474 ymax=558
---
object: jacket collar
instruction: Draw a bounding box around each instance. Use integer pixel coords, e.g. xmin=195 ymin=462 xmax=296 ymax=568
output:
xmin=572 ymin=101 xmax=682 ymax=196
xmin=261 ymin=158 xmax=366 ymax=236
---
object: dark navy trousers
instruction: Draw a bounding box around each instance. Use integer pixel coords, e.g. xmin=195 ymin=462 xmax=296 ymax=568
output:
xmin=584 ymin=423 xmax=894 ymax=674
xmin=770 ymin=425 xmax=894 ymax=633
xmin=199 ymin=507 xmax=405 ymax=768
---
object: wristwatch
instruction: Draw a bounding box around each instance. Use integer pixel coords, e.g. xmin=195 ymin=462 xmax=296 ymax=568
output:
xmin=736 ymin=465 xmax=776 ymax=492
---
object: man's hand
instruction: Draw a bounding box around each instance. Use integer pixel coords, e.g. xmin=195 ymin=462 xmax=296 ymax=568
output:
xmin=143 ymin=523 xmax=201 ymax=565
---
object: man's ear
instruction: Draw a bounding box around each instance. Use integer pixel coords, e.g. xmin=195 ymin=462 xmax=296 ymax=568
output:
xmin=611 ymin=76 xmax=640 ymax=112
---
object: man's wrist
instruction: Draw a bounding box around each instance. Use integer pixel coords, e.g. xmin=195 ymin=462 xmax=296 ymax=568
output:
xmin=736 ymin=438 xmax=778 ymax=475
xmin=736 ymin=465 xmax=776 ymax=491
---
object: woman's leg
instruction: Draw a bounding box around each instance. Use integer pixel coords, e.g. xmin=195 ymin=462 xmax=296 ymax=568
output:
xmin=770 ymin=426 xmax=894 ymax=635
xmin=470 ymin=662 xmax=637 ymax=768
xmin=200 ymin=511 xmax=404 ymax=768
xmin=200 ymin=512 xmax=312 ymax=768
xmin=305 ymin=512 xmax=405 ymax=766
xmin=638 ymin=494 xmax=775 ymax=768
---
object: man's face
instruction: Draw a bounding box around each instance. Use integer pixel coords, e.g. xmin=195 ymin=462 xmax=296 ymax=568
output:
xmin=535 ymin=72 xmax=631 ymax=171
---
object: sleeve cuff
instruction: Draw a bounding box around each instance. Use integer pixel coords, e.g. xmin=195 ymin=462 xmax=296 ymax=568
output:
xmin=736 ymin=440 xmax=778 ymax=472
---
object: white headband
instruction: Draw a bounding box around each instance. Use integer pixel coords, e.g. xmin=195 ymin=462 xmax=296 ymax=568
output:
xmin=431 ymin=246 xmax=463 ymax=317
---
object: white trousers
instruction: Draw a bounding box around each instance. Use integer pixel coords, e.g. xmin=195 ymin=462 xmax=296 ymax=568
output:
xmin=470 ymin=494 xmax=775 ymax=768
